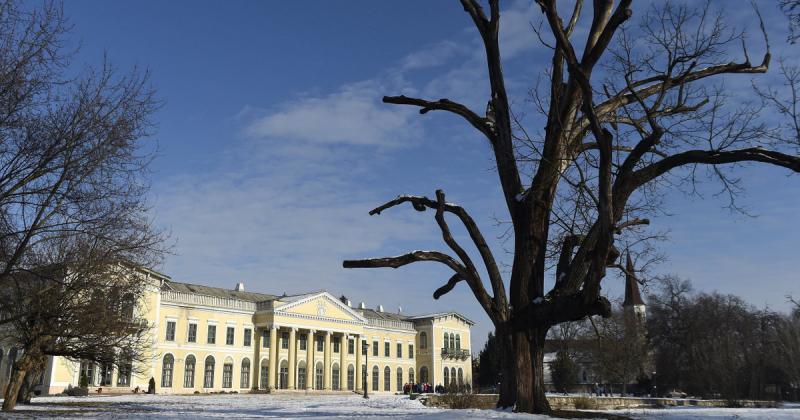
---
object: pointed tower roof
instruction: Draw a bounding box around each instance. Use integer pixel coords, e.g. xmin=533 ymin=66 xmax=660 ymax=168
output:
xmin=623 ymin=252 xmax=645 ymax=306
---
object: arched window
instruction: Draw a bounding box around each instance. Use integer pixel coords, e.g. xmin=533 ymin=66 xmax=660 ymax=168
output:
xmin=204 ymin=356 xmax=215 ymax=388
xmin=420 ymin=366 xmax=429 ymax=383
xmin=455 ymin=334 xmax=461 ymax=350
xmin=409 ymin=367 xmax=415 ymax=384
xmin=371 ymin=366 xmax=379 ymax=391
xmin=297 ymin=361 xmax=307 ymax=389
xmin=419 ymin=332 xmax=428 ymax=349
xmin=396 ymin=367 xmax=403 ymax=391
xmin=259 ymin=359 xmax=269 ymax=390
xmin=457 ymin=367 xmax=464 ymax=386
xmin=384 ymin=366 xmax=391 ymax=391
xmin=315 ymin=362 xmax=324 ymax=390
xmin=449 ymin=334 xmax=455 ymax=350
xmin=347 ymin=364 xmax=355 ymax=391
xmin=184 ymin=355 xmax=196 ymax=388
xmin=161 ymin=354 xmax=174 ymax=388
xmin=240 ymin=358 xmax=250 ymax=388
xmin=450 ymin=367 xmax=456 ymax=386
xmin=332 ymin=363 xmax=340 ymax=391
xmin=443 ymin=332 xmax=449 ymax=349
xmin=222 ymin=361 xmax=233 ymax=388
xmin=279 ymin=360 xmax=289 ymax=389
xmin=443 ymin=367 xmax=450 ymax=388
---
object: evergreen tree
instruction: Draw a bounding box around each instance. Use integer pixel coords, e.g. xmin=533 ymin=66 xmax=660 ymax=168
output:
xmin=551 ymin=351 xmax=578 ymax=394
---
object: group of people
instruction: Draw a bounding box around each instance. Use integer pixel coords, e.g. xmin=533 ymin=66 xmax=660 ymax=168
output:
xmin=402 ymin=382 xmax=463 ymax=394
xmin=403 ymin=383 xmax=433 ymax=394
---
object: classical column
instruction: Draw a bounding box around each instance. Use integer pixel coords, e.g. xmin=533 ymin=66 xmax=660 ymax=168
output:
xmin=306 ymin=329 xmax=315 ymax=390
xmin=268 ymin=326 xmax=278 ymax=390
xmin=288 ymin=327 xmax=297 ymax=389
xmin=323 ymin=331 xmax=332 ymax=389
xmin=354 ymin=334 xmax=362 ymax=391
xmin=339 ymin=333 xmax=347 ymax=391
xmin=253 ymin=327 xmax=261 ymax=390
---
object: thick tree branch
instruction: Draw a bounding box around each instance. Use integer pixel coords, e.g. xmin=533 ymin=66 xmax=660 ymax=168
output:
xmin=343 ymin=250 xmax=467 ymax=275
xmin=382 ymin=95 xmax=494 ymax=139
xmin=631 ymin=148 xmax=800 ymax=188
xmin=365 ymin=192 xmax=507 ymax=317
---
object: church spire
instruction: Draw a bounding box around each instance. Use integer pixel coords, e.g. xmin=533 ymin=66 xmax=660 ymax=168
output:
xmin=623 ymin=252 xmax=645 ymax=307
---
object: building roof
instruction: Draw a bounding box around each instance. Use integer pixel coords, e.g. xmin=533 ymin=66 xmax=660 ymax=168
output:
xmin=359 ymin=308 xmax=411 ymax=322
xmin=409 ymin=312 xmax=475 ymax=325
xmin=163 ymin=281 xmax=277 ymax=303
xmin=162 ymin=280 xmax=473 ymax=324
xmin=623 ymin=252 xmax=645 ymax=307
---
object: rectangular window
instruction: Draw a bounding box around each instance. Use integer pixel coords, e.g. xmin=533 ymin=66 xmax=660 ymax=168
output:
xmin=397 ymin=343 xmax=402 ymax=358
xmin=409 ymin=344 xmax=414 ymax=359
xmin=207 ymin=325 xmax=216 ymax=344
xmin=384 ymin=342 xmax=390 ymax=357
xmin=372 ymin=341 xmax=378 ymax=357
xmin=262 ymin=330 xmax=270 ymax=347
xmin=117 ymin=362 xmax=131 ymax=386
xmin=316 ymin=336 xmax=323 ymax=352
xmin=187 ymin=323 xmax=197 ymax=343
xmin=281 ymin=332 xmax=289 ymax=349
xmin=165 ymin=321 xmax=176 ymax=341
xmin=226 ymin=327 xmax=235 ymax=345
xmin=348 ymin=339 xmax=354 ymax=355
xmin=361 ymin=340 xmax=367 ymax=355
xmin=333 ymin=337 xmax=340 ymax=353
xmin=299 ymin=334 xmax=307 ymax=351
xmin=244 ymin=328 xmax=252 ymax=347
xmin=222 ymin=363 xmax=233 ymax=388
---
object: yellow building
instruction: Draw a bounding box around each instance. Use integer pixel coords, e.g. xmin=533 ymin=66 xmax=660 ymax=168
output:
xmin=27 ymin=270 xmax=474 ymax=395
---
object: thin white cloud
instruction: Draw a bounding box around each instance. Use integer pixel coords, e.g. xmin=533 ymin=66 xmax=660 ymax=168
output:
xmin=245 ymin=80 xmax=419 ymax=147
xmin=401 ymin=40 xmax=465 ymax=70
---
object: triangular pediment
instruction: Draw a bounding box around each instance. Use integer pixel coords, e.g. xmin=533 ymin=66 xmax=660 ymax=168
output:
xmin=274 ymin=292 xmax=367 ymax=323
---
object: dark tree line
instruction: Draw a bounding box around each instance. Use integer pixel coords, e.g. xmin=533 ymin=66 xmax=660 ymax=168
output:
xmin=0 ymin=1 xmax=162 ymax=410
xmin=647 ymin=277 xmax=800 ymax=402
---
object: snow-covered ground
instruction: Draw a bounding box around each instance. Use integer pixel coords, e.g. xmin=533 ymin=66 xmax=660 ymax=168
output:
xmin=614 ymin=406 xmax=800 ymax=419
xmin=3 ymin=393 xmax=800 ymax=419
xmin=4 ymin=393 xmax=541 ymax=419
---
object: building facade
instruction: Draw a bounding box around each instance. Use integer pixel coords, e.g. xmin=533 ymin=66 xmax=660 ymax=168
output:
xmin=26 ymin=271 xmax=473 ymax=395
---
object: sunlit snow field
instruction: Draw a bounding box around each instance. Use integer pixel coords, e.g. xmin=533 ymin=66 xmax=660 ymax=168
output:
xmin=3 ymin=394 xmax=800 ymax=419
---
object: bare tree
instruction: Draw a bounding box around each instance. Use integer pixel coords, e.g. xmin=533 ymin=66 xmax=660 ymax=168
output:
xmin=0 ymin=0 xmax=162 ymax=410
xmin=782 ymin=0 xmax=800 ymax=43
xmin=586 ymin=311 xmax=649 ymax=396
xmin=343 ymin=0 xmax=800 ymax=413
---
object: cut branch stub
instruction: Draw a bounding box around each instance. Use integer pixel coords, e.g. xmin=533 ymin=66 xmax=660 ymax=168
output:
xmin=434 ymin=274 xmax=463 ymax=300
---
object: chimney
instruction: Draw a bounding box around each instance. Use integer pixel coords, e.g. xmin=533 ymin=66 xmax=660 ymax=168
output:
xmin=359 ymin=302 xmax=366 ymax=310
xmin=234 ymin=282 xmax=245 ymax=292
xmin=377 ymin=304 xmax=384 ymax=313
xmin=339 ymin=295 xmax=352 ymax=307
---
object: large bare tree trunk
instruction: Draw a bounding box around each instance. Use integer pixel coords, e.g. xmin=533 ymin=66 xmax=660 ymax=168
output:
xmin=530 ymin=329 xmax=550 ymax=413
xmin=495 ymin=328 xmax=516 ymax=408
xmin=513 ymin=328 xmax=551 ymax=414
xmin=512 ymin=331 xmax=534 ymax=413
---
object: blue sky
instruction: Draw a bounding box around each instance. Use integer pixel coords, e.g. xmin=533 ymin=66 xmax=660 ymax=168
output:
xmin=63 ymin=0 xmax=799 ymax=350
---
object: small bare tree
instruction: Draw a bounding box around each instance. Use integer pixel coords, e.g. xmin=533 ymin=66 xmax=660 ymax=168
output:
xmin=344 ymin=0 xmax=800 ymax=413
xmin=0 ymin=0 xmax=162 ymax=410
